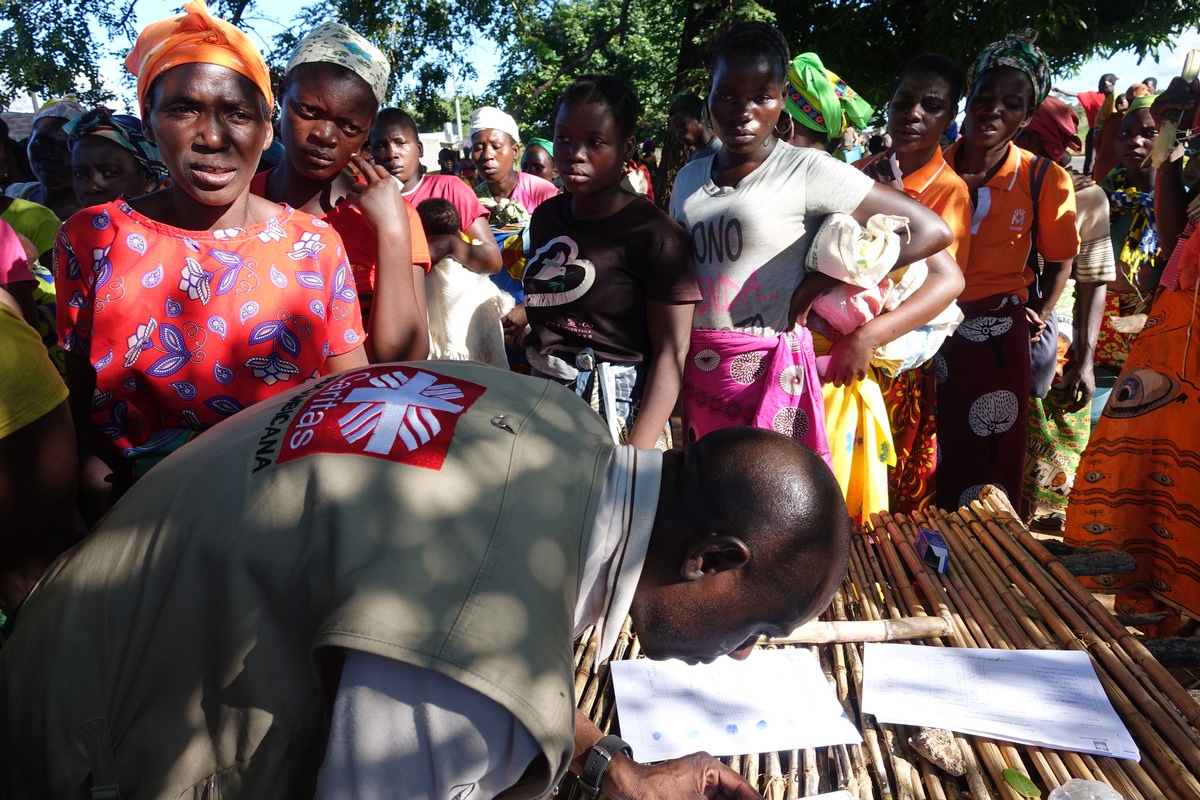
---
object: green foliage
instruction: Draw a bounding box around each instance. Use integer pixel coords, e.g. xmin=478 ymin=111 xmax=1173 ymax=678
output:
xmin=1 ymin=0 xmax=1197 ymax=131
xmin=488 ymin=0 xmax=685 ymax=141
xmin=769 ymin=0 xmax=1200 ymax=109
xmin=0 ymin=0 xmax=137 ymax=107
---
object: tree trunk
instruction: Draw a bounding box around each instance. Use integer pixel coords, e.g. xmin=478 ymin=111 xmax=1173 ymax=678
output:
xmin=652 ymin=0 xmax=719 ymax=210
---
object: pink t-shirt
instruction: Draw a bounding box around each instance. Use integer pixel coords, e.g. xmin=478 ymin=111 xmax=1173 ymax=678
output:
xmin=0 ymin=218 xmax=32 ymax=284
xmin=476 ymin=172 xmax=559 ymax=216
xmin=404 ymin=174 xmax=489 ymax=233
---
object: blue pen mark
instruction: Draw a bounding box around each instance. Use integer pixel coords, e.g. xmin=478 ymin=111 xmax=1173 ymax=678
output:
xmin=756 ymin=720 xmax=768 ymax=730
xmin=688 ymin=730 xmax=700 ymax=739
xmin=652 ymin=732 xmax=662 ymax=741
xmin=725 ymin=723 xmax=739 ymax=735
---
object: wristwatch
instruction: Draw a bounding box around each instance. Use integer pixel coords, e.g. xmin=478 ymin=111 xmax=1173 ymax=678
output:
xmin=579 ymin=734 xmax=633 ymax=798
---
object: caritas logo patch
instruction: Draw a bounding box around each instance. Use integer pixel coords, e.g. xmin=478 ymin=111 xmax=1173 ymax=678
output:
xmin=277 ymin=366 xmax=486 ymax=470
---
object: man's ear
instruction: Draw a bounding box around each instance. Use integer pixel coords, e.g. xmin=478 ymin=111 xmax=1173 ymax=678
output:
xmin=680 ymin=535 xmax=751 ymax=580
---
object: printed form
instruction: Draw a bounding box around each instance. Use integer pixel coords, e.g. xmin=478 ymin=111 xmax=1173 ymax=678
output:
xmin=861 ymin=644 xmax=1139 ymax=760
xmin=610 ymin=648 xmax=862 ymax=761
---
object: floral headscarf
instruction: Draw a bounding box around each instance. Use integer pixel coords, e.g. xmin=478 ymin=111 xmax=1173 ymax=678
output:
xmin=32 ymin=97 xmax=86 ymax=125
xmin=64 ymin=108 xmax=168 ymax=186
xmin=784 ymin=53 xmax=873 ymax=139
xmin=286 ymin=21 xmax=390 ymax=106
xmin=966 ymin=29 xmax=1051 ymax=107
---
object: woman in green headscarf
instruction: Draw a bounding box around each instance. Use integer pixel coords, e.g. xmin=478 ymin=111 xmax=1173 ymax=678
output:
xmin=520 ymin=136 xmax=559 ymax=187
xmin=781 ymin=52 xmax=874 ymax=154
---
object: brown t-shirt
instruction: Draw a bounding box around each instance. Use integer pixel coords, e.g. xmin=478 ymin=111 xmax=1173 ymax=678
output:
xmin=523 ymin=194 xmax=700 ymax=365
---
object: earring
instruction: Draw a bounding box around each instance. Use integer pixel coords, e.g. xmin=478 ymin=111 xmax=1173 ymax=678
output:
xmin=774 ymin=116 xmax=793 ymax=140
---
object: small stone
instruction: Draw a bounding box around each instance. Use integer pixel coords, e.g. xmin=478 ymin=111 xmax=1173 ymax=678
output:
xmin=909 ymin=727 xmax=967 ymax=776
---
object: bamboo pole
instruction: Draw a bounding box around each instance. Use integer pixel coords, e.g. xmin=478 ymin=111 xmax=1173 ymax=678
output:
xmin=803 ymin=748 xmax=820 ymax=796
xmin=976 ymin=489 xmax=1200 ymax=727
xmin=765 ymin=749 xmax=786 ymax=800
xmin=962 ymin=512 xmax=1200 ymax=785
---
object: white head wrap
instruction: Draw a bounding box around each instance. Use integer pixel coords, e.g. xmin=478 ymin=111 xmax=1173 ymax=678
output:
xmin=286 ymin=22 xmax=390 ymax=105
xmin=470 ymin=106 xmax=520 ymax=145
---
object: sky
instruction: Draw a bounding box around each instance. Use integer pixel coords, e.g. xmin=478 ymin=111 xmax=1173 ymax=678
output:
xmin=9 ymin=1 xmax=1200 ymax=121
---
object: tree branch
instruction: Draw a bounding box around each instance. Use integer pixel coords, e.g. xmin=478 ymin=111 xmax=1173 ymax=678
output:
xmin=515 ymin=0 xmax=633 ymax=118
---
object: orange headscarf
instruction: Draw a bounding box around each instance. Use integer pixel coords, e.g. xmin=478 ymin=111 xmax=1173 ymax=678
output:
xmin=125 ymin=0 xmax=274 ymax=112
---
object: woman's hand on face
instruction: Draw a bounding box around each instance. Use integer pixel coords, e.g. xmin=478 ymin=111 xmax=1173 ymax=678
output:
xmin=346 ymin=154 xmax=405 ymax=231
xmin=861 ymin=157 xmax=905 ymax=192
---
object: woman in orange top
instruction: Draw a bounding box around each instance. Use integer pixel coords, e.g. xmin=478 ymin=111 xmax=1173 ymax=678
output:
xmin=856 ymin=53 xmax=972 ymax=514
xmin=939 ymin=31 xmax=1079 ymax=510
xmin=1066 ymin=78 xmax=1200 ymax=634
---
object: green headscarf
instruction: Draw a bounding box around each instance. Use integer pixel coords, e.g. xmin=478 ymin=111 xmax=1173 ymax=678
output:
xmin=527 ymin=137 xmax=554 ymax=156
xmin=784 ymin=53 xmax=873 ymax=139
xmin=966 ymin=29 xmax=1051 ymax=107
xmin=1125 ymin=94 xmax=1156 ymax=114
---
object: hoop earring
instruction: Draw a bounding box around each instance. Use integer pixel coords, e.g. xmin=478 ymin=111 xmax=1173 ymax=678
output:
xmin=774 ymin=115 xmax=793 ymax=140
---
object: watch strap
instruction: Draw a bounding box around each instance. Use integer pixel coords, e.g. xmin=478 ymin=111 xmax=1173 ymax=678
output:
xmin=579 ymin=734 xmax=633 ymax=798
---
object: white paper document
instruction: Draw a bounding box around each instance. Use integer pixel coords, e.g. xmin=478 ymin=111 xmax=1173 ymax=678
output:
xmin=861 ymin=643 xmax=1139 ymax=760
xmin=609 ymin=648 xmax=862 ymax=761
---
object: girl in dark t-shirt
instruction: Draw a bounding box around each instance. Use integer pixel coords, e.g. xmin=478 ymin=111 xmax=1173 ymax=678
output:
xmin=514 ymin=75 xmax=701 ymax=449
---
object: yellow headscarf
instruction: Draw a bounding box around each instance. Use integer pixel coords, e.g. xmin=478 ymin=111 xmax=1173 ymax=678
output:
xmin=125 ymin=0 xmax=274 ymax=112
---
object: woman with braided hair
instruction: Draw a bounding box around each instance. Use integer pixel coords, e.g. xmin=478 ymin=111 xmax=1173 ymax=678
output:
xmin=670 ymin=20 xmax=960 ymax=523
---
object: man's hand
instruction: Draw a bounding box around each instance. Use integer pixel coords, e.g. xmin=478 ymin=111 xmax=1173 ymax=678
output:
xmin=1053 ymin=346 xmax=1096 ymax=412
xmin=602 ymin=751 xmax=763 ymax=800
xmin=1150 ymin=75 xmax=1200 ymax=130
xmin=1025 ymin=306 xmax=1047 ymax=343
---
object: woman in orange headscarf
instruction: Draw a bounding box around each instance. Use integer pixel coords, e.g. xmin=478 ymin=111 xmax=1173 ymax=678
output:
xmin=56 ymin=0 xmax=368 ymax=523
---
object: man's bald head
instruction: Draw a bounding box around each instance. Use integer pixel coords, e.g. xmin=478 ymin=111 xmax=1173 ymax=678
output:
xmin=631 ymin=428 xmax=852 ymax=664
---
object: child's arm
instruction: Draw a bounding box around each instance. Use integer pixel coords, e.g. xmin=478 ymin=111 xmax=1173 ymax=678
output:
xmin=823 ymin=248 xmax=964 ymax=387
xmin=627 ymin=300 xmax=693 ymax=450
xmin=350 ymin=155 xmax=429 ymax=362
xmin=428 ymin=216 xmax=503 ymax=275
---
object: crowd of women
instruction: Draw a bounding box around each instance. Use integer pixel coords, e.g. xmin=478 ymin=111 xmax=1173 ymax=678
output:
xmin=3 ymin=0 xmax=1200 ymax=636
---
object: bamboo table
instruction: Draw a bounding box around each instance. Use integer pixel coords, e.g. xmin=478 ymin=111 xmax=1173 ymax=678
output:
xmin=564 ymin=487 xmax=1200 ymax=800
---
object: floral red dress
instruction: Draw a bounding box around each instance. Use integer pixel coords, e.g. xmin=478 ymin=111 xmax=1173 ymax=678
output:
xmin=56 ymin=200 xmax=365 ymax=474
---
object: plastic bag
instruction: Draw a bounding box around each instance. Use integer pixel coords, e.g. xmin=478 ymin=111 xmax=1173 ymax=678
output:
xmin=1046 ymin=779 xmax=1124 ymax=800
xmin=871 ymin=300 xmax=963 ymax=377
xmin=805 ymin=212 xmax=911 ymax=288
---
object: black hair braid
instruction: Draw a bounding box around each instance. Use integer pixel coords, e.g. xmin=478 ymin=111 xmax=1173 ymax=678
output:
xmin=553 ymin=74 xmax=641 ymax=139
xmin=710 ymin=21 xmax=791 ymax=84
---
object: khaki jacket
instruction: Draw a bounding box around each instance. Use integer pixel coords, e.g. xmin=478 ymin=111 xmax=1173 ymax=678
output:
xmin=1 ymin=362 xmax=615 ymax=799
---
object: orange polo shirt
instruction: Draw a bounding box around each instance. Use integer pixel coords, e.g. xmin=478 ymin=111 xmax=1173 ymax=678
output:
xmin=944 ymin=141 xmax=1079 ymax=303
xmin=855 ymin=147 xmax=972 ymax=270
